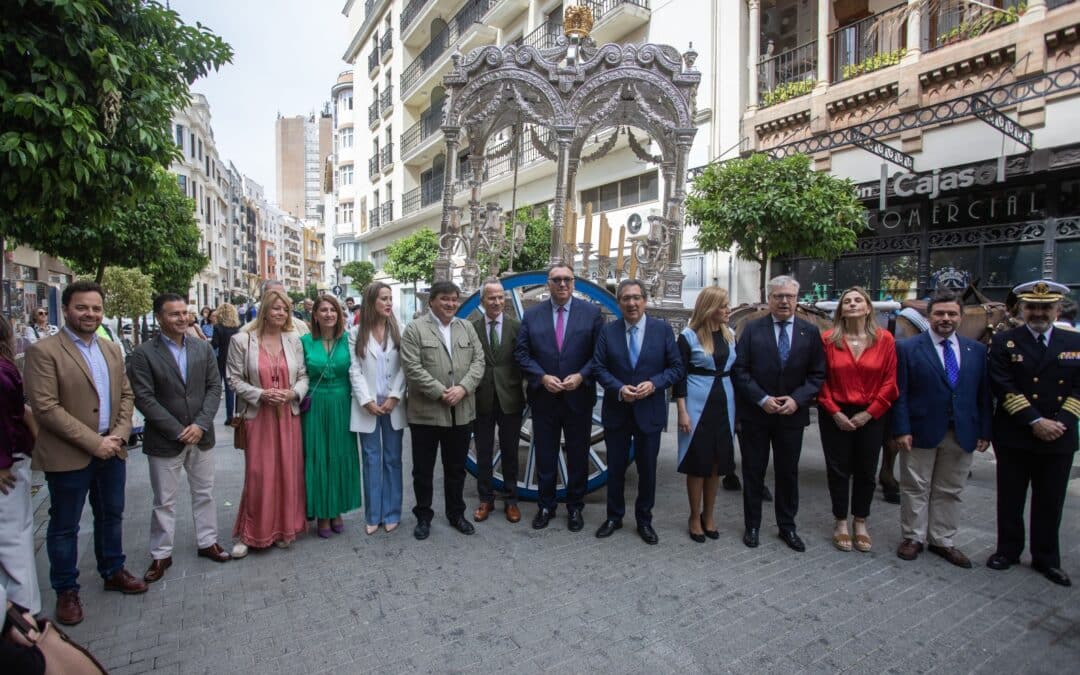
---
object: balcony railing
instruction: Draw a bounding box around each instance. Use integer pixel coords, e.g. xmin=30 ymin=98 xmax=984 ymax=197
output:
xmin=402 ymin=180 xmax=444 ymax=216
xmin=522 ymin=18 xmax=561 ymax=49
xmin=380 ymin=86 xmax=393 ymax=114
xmin=400 ymin=0 xmax=430 ymax=32
xmin=380 ymin=29 xmax=393 ymax=58
xmin=380 ymin=143 xmax=393 ymax=168
xmin=830 ymin=3 xmax=907 ymax=83
xmin=380 ymin=200 xmax=393 ymax=224
xmin=368 ymin=99 xmax=379 ymax=126
xmin=367 ymin=47 xmax=379 ymax=75
xmin=401 ymin=105 xmax=444 ymax=155
xmin=368 ymin=155 xmax=380 ymax=178
xmin=369 ymin=207 xmax=381 ymax=229
xmin=923 ymin=0 xmax=1026 ymax=53
xmin=758 ymin=40 xmax=818 ymax=107
xmin=401 ymin=0 xmax=494 ymax=96
xmin=584 ymin=0 xmax=650 ymax=23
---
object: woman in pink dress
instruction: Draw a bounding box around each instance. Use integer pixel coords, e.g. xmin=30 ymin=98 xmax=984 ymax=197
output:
xmin=226 ymin=290 xmax=309 ymax=557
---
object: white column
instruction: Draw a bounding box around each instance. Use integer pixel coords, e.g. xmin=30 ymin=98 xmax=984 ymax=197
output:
xmin=904 ymin=0 xmax=922 ymax=62
xmin=1021 ymin=0 xmax=1048 ymax=25
xmin=747 ymin=0 xmax=760 ymax=110
xmin=816 ymin=0 xmax=830 ymax=85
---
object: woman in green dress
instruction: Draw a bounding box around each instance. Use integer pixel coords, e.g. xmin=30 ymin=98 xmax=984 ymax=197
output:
xmin=301 ymin=295 xmax=361 ymax=537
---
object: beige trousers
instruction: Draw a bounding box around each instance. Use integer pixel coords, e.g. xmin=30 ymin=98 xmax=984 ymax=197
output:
xmin=0 ymin=457 xmax=41 ymax=613
xmin=148 ymin=446 xmax=218 ymax=559
xmin=899 ymin=430 xmax=974 ymax=547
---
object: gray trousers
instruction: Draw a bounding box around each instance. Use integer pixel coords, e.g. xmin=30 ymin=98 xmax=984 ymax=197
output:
xmin=0 ymin=457 xmax=41 ymax=613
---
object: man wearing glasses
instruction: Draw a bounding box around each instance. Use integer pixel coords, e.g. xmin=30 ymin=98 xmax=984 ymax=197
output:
xmin=515 ymin=264 xmax=604 ymax=531
xmin=732 ymin=276 xmax=826 ymax=552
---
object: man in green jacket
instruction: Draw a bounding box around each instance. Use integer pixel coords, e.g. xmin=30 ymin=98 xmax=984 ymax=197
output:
xmin=400 ymin=281 xmax=486 ymax=540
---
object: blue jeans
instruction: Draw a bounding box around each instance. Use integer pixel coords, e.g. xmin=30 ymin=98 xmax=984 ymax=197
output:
xmin=45 ymin=456 xmax=127 ymax=592
xmin=219 ymin=368 xmax=235 ymax=420
xmin=358 ymin=416 xmax=403 ymax=526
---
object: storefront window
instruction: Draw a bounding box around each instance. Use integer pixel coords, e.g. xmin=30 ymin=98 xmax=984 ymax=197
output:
xmin=983 ymin=243 xmax=1043 ymax=289
xmin=879 ymin=254 xmax=918 ymax=301
xmin=929 ymin=248 xmax=978 ymax=291
xmin=1057 ymin=241 xmax=1080 ymax=284
xmin=836 ymin=256 xmax=872 ymax=295
xmin=793 ymin=259 xmax=831 ymax=301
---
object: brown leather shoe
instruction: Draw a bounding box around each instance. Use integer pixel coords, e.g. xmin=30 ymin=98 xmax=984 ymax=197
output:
xmin=928 ymin=544 xmax=973 ymax=569
xmin=505 ymin=503 xmax=521 ymax=523
xmin=197 ymin=543 xmax=232 ymax=563
xmin=143 ymin=557 xmax=172 ymax=583
xmin=473 ymin=502 xmax=494 ymax=522
xmin=55 ymin=589 xmax=83 ymax=626
xmin=896 ymin=539 xmax=923 ymax=561
xmin=104 ymin=568 xmax=148 ymax=594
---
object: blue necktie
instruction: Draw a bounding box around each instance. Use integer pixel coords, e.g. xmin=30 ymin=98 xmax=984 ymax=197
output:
xmin=941 ymin=339 xmax=959 ymax=388
xmin=776 ymin=322 xmax=790 ymax=367
xmin=628 ymin=324 xmax=640 ymax=368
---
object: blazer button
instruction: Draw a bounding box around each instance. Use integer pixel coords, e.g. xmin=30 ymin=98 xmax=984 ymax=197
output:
xmin=1059 ymin=396 xmax=1064 ymax=402
xmin=1032 ymin=394 xmax=1039 ymax=400
xmin=92 ymin=408 xmax=99 ymax=413
xmin=1061 ymin=380 xmax=1066 ymax=385
xmin=1033 ymin=377 xmax=1039 ymax=383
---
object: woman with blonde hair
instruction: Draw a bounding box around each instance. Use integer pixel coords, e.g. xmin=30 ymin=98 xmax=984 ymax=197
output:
xmin=818 ymin=286 xmax=898 ymax=552
xmin=674 ymin=286 xmax=737 ymax=543
xmin=212 ymin=302 xmax=241 ymax=421
xmin=301 ymin=295 xmax=361 ymax=537
xmin=227 ymin=289 xmax=309 ymax=557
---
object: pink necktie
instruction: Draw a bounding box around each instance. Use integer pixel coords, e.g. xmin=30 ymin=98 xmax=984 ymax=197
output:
xmin=555 ymin=306 xmax=566 ymax=351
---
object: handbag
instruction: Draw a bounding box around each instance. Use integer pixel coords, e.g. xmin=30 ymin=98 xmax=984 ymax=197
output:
xmin=4 ymin=604 xmax=107 ymax=674
xmin=300 ymin=338 xmax=339 ymax=415
xmin=229 ymin=415 xmax=247 ymax=450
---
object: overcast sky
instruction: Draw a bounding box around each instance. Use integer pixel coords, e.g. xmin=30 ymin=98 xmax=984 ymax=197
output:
xmin=168 ymin=0 xmax=349 ymax=203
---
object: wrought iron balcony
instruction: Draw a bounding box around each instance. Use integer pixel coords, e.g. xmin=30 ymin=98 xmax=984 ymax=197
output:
xmin=380 ymin=29 xmax=393 ymax=60
xmin=400 ymin=0 xmax=430 ymax=33
xmin=923 ymin=0 xmax=1026 ymax=53
xmin=401 ymin=0 xmax=494 ymax=97
xmin=380 ymin=86 xmax=393 ymax=116
xmin=758 ymin=40 xmax=818 ymax=108
xmin=380 ymin=200 xmax=393 ymax=224
xmin=585 ymin=0 xmax=650 ymax=23
xmin=380 ymin=143 xmax=393 ymax=169
xmin=369 ymin=207 xmax=381 ymax=229
xmin=368 ymin=99 xmax=380 ymax=127
xmin=367 ymin=46 xmax=380 ymax=75
xmin=830 ymin=3 xmax=907 ymax=83
xmin=368 ymin=155 xmax=380 ymax=178
xmin=401 ymin=104 xmax=444 ymax=157
xmin=402 ymin=180 xmax=444 ymax=216
xmin=522 ymin=18 xmax=561 ymax=50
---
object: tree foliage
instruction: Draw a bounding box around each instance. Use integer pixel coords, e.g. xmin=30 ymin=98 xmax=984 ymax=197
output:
xmin=479 ymin=207 xmax=552 ymax=275
xmin=384 ymin=228 xmax=439 ymax=290
xmin=0 ymin=0 xmax=232 ymax=270
xmin=340 ymin=260 xmax=375 ymax=293
xmin=687 ymin=153 xmax=866 ymax=300
xmin=89 ymin=266 xmax=153 ymax=322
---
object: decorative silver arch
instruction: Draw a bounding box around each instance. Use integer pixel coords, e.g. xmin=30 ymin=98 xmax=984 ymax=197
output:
xmin=433 ymin=9 xmax=699 ymax=306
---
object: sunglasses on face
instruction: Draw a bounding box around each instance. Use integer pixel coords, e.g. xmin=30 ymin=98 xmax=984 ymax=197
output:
xmin=548 ymin=277 xmax=574 ymax=285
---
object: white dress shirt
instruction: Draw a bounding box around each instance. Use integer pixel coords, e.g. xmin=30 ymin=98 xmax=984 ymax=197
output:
xmin=931 ymin=331 xmax=961 ymax=370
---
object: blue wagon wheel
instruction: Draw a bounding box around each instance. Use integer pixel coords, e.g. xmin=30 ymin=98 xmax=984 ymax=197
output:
xmin=458 ymin=272 xmax=622 ymax=501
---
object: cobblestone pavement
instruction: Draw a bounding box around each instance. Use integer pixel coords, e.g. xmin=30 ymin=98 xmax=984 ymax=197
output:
xmin=30 ymin=408 xmax=1080 ymax=674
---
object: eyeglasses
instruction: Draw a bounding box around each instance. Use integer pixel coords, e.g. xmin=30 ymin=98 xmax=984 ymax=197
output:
xmin=770 ymin=294 xmax=797 ymax=301
xmin=620 ymin=294 xmax=644 ymax=302
xmin=548 ymin=277 xmax=574 ymax=286
xmin=37 ymin=311 xmax=47 ymax=316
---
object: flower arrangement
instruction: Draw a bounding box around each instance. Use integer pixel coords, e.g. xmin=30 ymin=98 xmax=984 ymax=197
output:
xmin=841 ymin=48 xmax=907 ymax=81
xmin=937 ymin=2 xmax=1026 ymax=46
xmin=762 ymin=77 xmax=815 ymax=107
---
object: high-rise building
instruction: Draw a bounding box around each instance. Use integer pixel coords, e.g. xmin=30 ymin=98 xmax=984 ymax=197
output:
xmin=276 ymin=111 xmax=334 ymax=220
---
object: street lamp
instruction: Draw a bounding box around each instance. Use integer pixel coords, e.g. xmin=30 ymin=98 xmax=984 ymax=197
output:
xmin=332 ymin=255 xmax=342 ymax=295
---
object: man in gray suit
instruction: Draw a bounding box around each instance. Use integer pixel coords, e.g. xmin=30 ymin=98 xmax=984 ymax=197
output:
xmin=472 ymin=279 xmax=525 ymax=524
xmin=127 ymin=293 xmax=230 ymax=584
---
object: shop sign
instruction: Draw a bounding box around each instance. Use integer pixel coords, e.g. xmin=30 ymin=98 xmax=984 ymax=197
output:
xmin=859 ymin=159 xmax=1005 ymax=208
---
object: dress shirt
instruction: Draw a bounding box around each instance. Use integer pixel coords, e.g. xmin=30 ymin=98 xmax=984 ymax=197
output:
xmin=932 ymin=331 xmax=961 ymax=370
xmin=551 ymin=297 xmax=572 ymax=330
xmin=373 ymin=334 xmax=392 ymax=404
xmin=431 ymin=311 xmax=453 ymax=356
xmin=162 ymin=334 xmax=188 ymax=384
xmin=625 ymin=314 xmax=646 ymax=353
xmin=1027 ymin=324 xmax=1053 ymax=345
xmin=63 ymin=325 xmax=111 ymax=433
xmin=485 ymin=313 xmax=503 ymax=344
xmin=817 ymin=329 xmax=899 ymax=419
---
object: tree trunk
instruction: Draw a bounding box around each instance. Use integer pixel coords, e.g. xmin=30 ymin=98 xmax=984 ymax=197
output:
xmin=757 ymin=256 xmax=768 ymax=304
xmin=95 ymin=257 xmax=106 ymax=284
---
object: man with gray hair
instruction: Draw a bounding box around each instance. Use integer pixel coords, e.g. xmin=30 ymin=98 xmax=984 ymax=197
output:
xmin=732 ymin=275 xmax=826 ymax=551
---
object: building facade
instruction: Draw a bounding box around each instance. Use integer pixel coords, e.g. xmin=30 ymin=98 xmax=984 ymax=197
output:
xmin=276 ymin=112 xmax=335 ymax=221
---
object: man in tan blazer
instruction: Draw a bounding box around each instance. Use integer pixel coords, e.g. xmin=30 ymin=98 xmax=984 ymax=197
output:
xmin=400 ymin=281 xmax=485 ymax=541
xmin=24 ymin=280 xmax=143 ymax=626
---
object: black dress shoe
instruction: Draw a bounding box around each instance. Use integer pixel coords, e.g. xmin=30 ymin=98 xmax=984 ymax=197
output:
xmin=1032 ymin=562 xmax=1072 ymax=587
xmin=743 ymin=527 xmax=760 ymax=548
xmin=986 ymin=553 xmax=1018 ymax=570
xmin=413 ymin=520 xmax=431 ymax=540
xmin=451 ymin=517 xmax=475 ymax=535
xmin=779 ymin=529 xmax=806 ymax=552
xmin=762 ymin=486 xmax=773 ymax=502
xmin=567 ymin=508 xmax=584 ymax=532
xmin=700 ymin=515 xmax=719 ymax=540
xmin=532 ymin=508 xmax=553 ymax=530
xmin=637 ymin=523 xmax=659 ymax=545
xmin=882 ymin=491 xmax=901 ymax=505
xmin=722 ymin=474 xmax=741 ymax=491
xmin=595 ymin=519 xmax=622 ymax=538
xmin=689 ymin=530 xmax=706 ymax=543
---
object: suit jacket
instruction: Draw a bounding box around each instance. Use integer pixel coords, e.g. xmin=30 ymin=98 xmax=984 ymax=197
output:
xmin=473 ymin=314 xmax=525 ymax=416
xmin=732 ymin=315 xmax=826 ymax=428
xmin=226 ymin=329 xmax=309 ymax=420
xmin=988 ymin=325 xmax=1080 ymax=454
xmin=127 ymin=334 xmax=222 ymax=457
xmin=24 ymin=330 xmax=135 ymax=472
xmin=592 ymin=316 xmax=683 ymax=434
xmin=892 ymin=332 xmax=992 ymax=453
xmin=399 ymin=313 xmax=486 ymax=427
xmin=514 ymin=298 xmax=603 ymax=415
xmin=348 ymin=326 xmax=407 ymax=433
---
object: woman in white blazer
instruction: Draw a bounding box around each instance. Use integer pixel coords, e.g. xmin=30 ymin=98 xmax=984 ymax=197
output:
xmin=227 ymin=290 xmax=309 ymax=557
xmin=349 ymin=282 xmax=406 ymax=534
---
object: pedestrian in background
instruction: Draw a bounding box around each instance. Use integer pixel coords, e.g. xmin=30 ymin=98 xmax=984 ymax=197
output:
xmin=349 ymin=282 xmax=406 ymax=535
xmin=227 ymin=289 xmax=309 ymax=558
xmin=817 ymin=286 xmax=898 ymax=553
xmin=127 ymin=293 xmax=229 ymax=585
xmin=212 ymin=302 xmax=241 ymax=421
xmin=23 ymin=307 xmax=58 ymax=345
xmin=199 ymin=306 xmax=214 ymax=339
xmin=301 ymin=295 xmax=361 ymax=538
xmin=186 ymin=304 xmax=207 ymax=341
xmin=674 ymin=286 xmax=737 ymax=543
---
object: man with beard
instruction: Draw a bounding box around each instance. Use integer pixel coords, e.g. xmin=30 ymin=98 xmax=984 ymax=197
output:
xmin=986 ymin=280 xmax=1080 ymax=586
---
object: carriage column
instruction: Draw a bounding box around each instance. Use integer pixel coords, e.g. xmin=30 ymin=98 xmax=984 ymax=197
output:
xmin=660 ymin=130 xmax=695 ymax=307
xmin=434 ymin=127 xmax=462 ymax=284
xmin=549 ymin=127 xmax=575 ymax=267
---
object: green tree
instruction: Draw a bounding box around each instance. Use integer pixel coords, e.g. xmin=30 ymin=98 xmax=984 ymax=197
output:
xmin=687 ymin=153 xmax=866 ymax=301
xmin=287 ymin=290 xmax=306 ymax=306
xmin=85 ymin=266 xmax=153 ymax=343
xmin=340 ymin=260 xmax=375 ymax=293
xmin=385 ymin=228 xmax=439 ymax=293
xmin=305 ymin=283 xmax=319 ymax=301
xmin=0 ymin=0 xmax=232 ymax=277
xmin=479 ymin=207 xmax=551 ymax=274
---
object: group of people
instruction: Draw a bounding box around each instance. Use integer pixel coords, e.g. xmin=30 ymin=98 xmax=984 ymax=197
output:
xmin=0 ymin=270 xmax=1076 ymax=633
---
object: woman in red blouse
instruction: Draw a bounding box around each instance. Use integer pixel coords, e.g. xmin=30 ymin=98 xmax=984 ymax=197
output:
xmin=819 ymin=286 xmax=898 ymax=553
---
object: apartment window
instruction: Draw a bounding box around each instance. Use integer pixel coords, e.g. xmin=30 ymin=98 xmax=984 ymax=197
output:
xmin=341 ymin=203 xmax=353 ymax=224
xmin=341 ymin=127 xmax=353 ymax=148
xmin=177 ymin=174 xmax=187 ymax=196
xmin=189 ymin=132 xmax=196 ymax=158
xmin=341 ymin=91 xmax=353 ymax=111
xmin=371 ymin=248 xmax=388 ymax=270
xmin=683 ymin=255 xmax=706 ymax=289
xmin=197 ymin=139 xmax=203 ymax=161
xmin=341 ymin=165 xmax=353 ymax=185
xmin=384 ymin=69 xmax=392 ymax=91
xmin=580 ymin=171 xmax=660 ymax=211
xmin=175 ymin=124 xmax=184 ymax=150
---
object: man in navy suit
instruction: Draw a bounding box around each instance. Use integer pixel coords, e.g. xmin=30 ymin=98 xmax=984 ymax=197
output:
xmin=986 ymin=280 xmax=1080 ymax=587
xmin=732 ymin=276 xmax=826 ymax=551
xmin=892 ymin=290 xmax=991 ymax=568
xmin=514 ymin=264 xmax=604 ymax=531
xmin=591 ymin=280 xmax=683 ymax=544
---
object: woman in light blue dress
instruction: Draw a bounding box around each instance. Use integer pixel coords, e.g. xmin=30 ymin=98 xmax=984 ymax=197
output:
xmin=675 ymin=287 xmax=736 ymax=543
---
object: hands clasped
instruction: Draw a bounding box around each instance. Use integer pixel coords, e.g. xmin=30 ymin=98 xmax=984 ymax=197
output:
xmin=542 ymin=373 xmax=583 ymax=394
xmin=619 ymin=380 xmax=656 ymax=402
xmin=762 ymin=396 xmax=798 ymax=416
xmin=260 ymin=388 xmax=294 ymax=406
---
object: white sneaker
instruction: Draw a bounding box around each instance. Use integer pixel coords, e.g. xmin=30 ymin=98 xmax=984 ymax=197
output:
xmin=231 ymin=543 xmax=248 ymax=558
